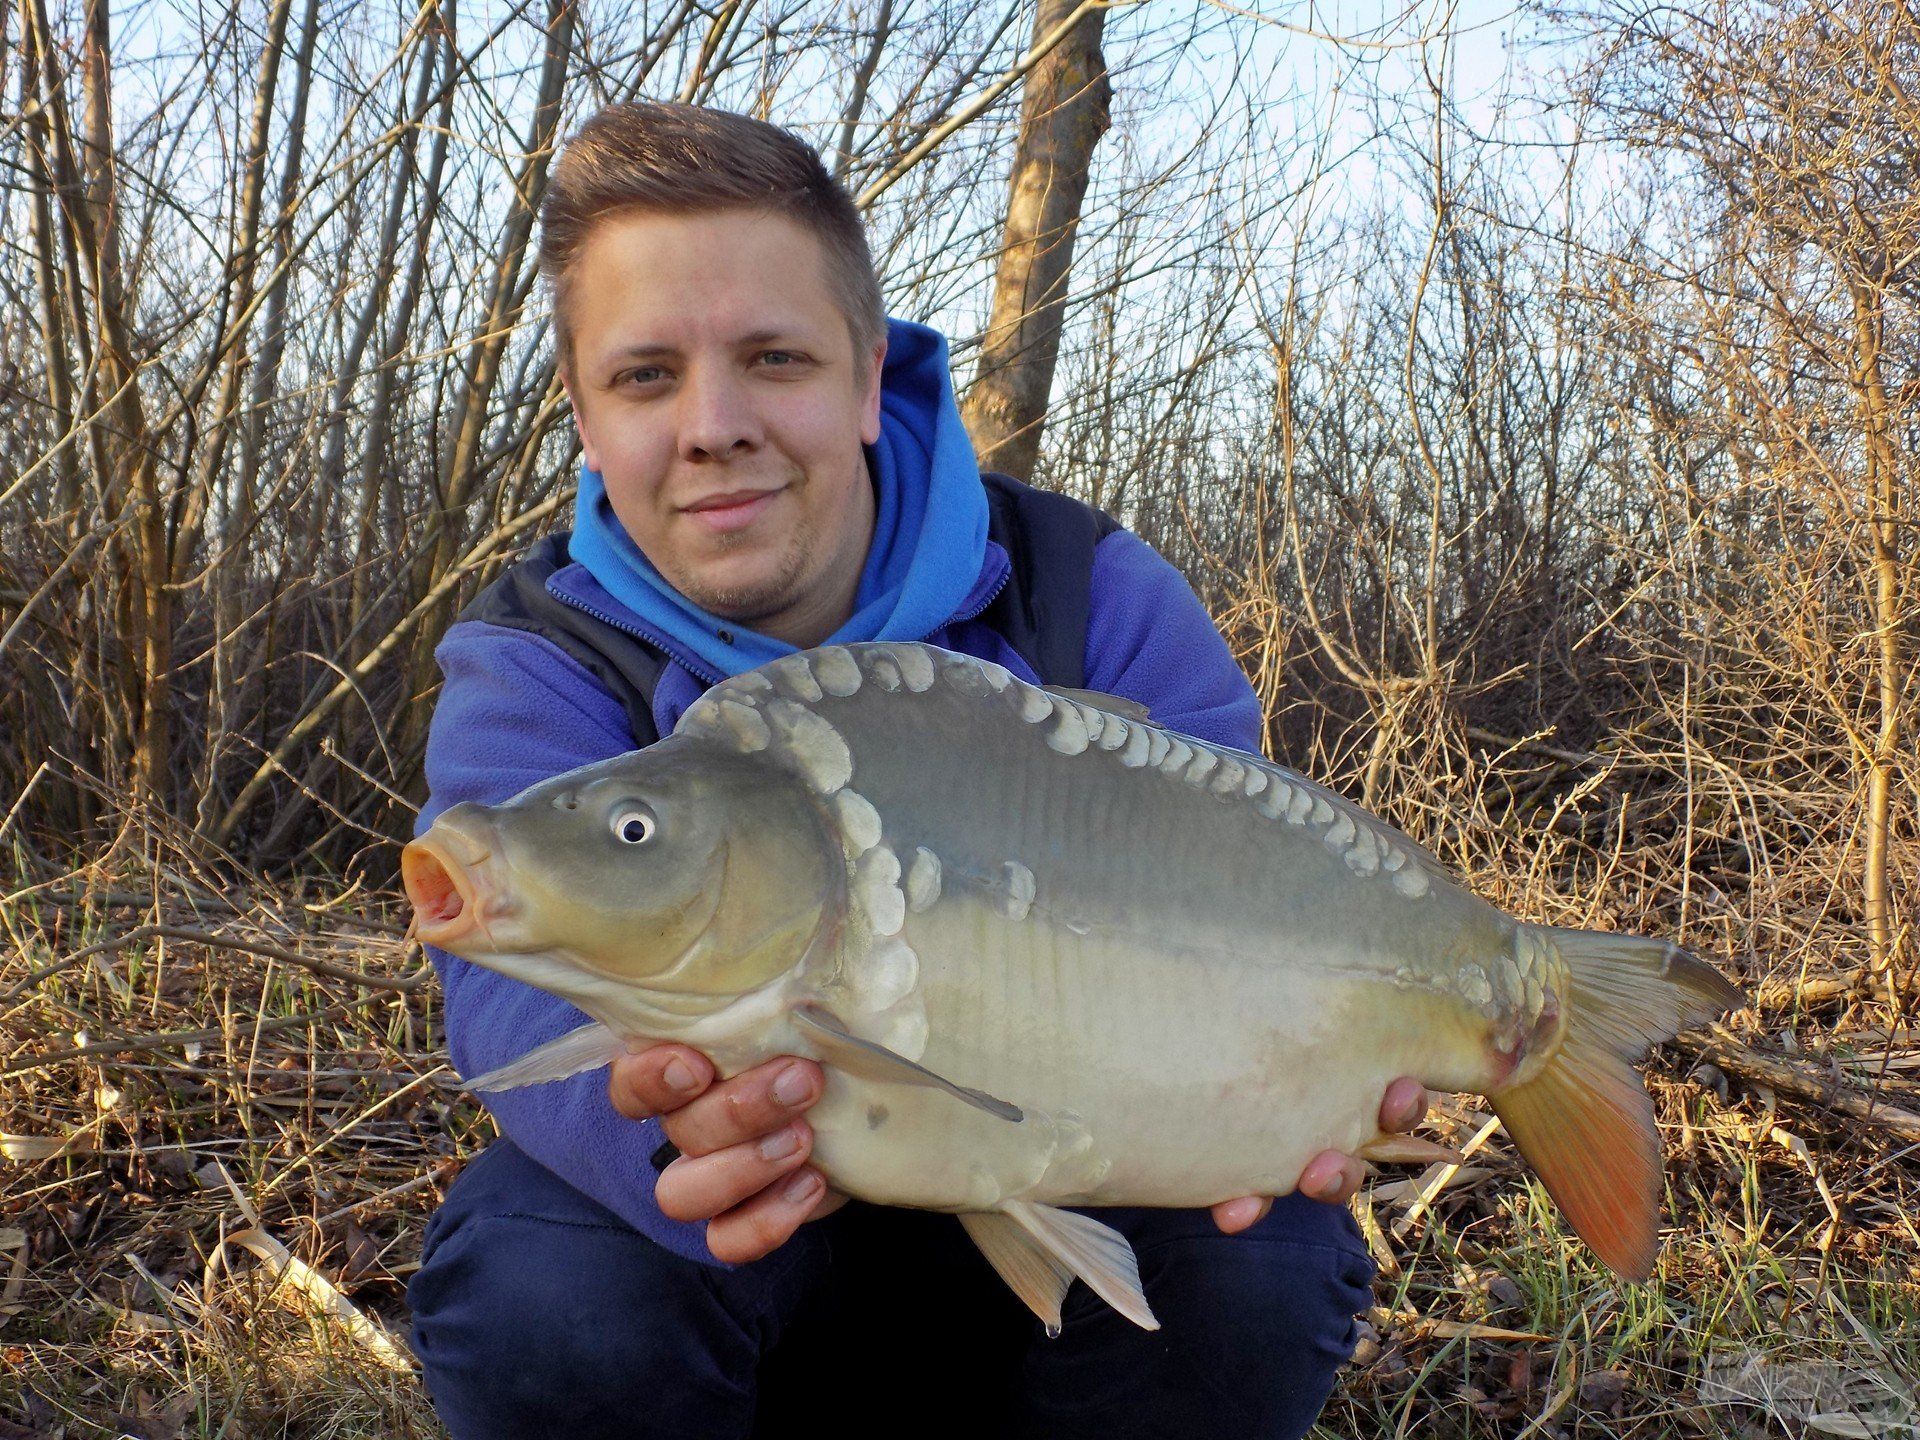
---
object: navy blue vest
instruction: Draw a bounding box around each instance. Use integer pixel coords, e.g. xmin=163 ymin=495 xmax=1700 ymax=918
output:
xmin=458 ymin=472 xmax=1121 ymax=746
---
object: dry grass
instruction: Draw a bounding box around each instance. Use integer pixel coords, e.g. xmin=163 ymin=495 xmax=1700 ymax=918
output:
xmin=3 ymin=803 xmax=1916 ymax=1439
xmin=1 ymin=843 xmax=459 ymax=1438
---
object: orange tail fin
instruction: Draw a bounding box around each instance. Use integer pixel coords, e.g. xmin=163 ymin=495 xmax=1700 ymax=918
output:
xmin=1491 ymin=929 xmax=1743 ymax=1280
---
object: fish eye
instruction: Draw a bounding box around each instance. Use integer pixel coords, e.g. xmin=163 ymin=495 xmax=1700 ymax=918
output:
xmin=610 ymin=806 xmax=656 ymax=845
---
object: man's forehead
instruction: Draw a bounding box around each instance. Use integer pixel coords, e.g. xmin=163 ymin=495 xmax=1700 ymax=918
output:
xmin=564 ymin=214 xmax=844 ymax=360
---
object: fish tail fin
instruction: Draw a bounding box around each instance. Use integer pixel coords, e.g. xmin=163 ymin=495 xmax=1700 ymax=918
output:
xmin=1491 ymin=928 xmax=1743 ymax=1280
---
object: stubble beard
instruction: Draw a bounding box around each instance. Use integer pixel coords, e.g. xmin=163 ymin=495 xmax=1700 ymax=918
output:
xmin=671 ymin=519 xmax=813 ymax=625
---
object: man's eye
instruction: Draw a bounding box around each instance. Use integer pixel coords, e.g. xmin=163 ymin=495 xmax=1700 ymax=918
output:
xmin=759 ymin=351 xmax=801 ymax=368
xmin=620 ymin=367 xmax=665 ymax=386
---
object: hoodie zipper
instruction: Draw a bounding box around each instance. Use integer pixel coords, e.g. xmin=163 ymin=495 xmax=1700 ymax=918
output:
xmin=945 ymin=564 xmax=1014 ymax=628
xmin=550 ymin=585 xmax=729 ymax=687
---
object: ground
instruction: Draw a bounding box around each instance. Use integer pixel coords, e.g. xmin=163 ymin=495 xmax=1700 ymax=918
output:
xmin=2 ymin=864 xmax=1916 ymax=1438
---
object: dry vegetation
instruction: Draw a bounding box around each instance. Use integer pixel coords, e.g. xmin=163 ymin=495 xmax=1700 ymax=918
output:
xmin=2 ymin=0 xmax=1915 ymax=1434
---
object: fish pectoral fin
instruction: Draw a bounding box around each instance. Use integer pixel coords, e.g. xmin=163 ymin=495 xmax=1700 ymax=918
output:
xmin=1356 ymin=1134 xmax=1467 ymax=1166
xmin=1001 ymin=1201 xmax=1159 ymax=1332
xmin=462 ymin=1022 xmax=626 ymax=1093
xmin=792 ymin=1004 xmax=1023 ymax=1123
xmin=959 ymin=1212 xmax=1075 ymax=1332
xmin=1043 ymin=686 xmax=1152 ymax=722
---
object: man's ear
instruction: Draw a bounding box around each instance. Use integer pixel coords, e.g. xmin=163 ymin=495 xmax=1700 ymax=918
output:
xmin=561 ymin=368 xmax=602 ymax=473
xmin=859 ymin=335 xmax=887 ymax=446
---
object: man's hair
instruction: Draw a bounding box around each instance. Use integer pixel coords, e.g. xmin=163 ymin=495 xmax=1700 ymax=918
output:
xmin=538 ymin=102 xmax=886 ymax=371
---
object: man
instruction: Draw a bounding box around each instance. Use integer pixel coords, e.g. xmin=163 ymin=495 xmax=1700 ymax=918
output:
xmin=408 ymin=101 xmax=1425 ymax=1438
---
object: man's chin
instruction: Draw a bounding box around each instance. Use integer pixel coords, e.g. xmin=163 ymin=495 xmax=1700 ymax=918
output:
xmin=675 ymin=564 xmax=804 ymax=628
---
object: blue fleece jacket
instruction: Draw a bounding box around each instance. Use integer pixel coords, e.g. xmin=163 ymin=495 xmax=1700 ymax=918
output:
xmin=416 ymin=321 xmax=1263 ymax=1266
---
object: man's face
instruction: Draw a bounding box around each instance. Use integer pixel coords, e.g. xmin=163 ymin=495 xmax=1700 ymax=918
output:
xmin=561 ymin=208 xmax=885 ymax=643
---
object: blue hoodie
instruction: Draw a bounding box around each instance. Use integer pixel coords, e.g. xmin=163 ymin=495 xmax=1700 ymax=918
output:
xmin=417 ymin=317 xmax=1264 ymax=1264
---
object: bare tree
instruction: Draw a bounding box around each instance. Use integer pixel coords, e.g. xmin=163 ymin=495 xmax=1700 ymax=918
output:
xmin=1576 ymin=0 xmax=1918 ymax=997
xmin=959 ymin=0 xmax=1111 ymax=480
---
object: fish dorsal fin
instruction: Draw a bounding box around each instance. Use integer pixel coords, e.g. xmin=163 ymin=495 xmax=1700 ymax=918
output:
xmin=792 ymin=1004 xmax=1023 ymax=1123
xmin=959 ymin=1212 xmax=1076 ymax=1333
xmin=463 ymin=1021 xmax=625 ymax=1093
xmin=1044 ymin=686 xmax=1151 ymax=722
xmin=1001 ymin=1201 xmax=1159 ymax=1331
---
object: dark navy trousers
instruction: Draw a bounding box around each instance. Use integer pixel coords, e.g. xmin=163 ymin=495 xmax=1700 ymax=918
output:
xmin=409 ymin=1140 xmax=1373 ymax=1439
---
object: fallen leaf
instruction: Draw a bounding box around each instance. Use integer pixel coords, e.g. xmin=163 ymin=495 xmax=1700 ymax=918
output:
xmin=1580 ymin=1368 xmax=1630 ymax=1414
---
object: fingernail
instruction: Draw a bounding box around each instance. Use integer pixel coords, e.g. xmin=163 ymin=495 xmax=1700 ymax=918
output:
xmin=783 ymin=1170 xmax=822 ymax=1206
xmin=759 ymin=1124 xmax=803 ymax=1161
xmin=663 ymin=1057 xmax=700 ymax=1094
xmin=1309 ymin=1172 xmax=1343 ymax=1201
xmin=773 ymin=1062 xmax=814 ymax=1107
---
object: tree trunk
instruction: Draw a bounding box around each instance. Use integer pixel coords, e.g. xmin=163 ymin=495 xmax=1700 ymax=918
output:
xmin=405 ymin=0 xmax=573 ymax=630
xmin=75 ymin=0 xmax=171 ymax=815
xmin=1850 ymin=276 xmax=1909 ymax=1002
xmin=959 ymin=0 xmax=1110 ymax=483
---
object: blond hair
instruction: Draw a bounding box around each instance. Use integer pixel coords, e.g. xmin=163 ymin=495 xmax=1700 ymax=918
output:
xmin=538 ymin=102 xmax=885 ymax=369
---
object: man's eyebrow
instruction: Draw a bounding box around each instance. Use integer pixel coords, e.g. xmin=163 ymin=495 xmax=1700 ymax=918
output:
xmin=610 ymin=330 xmax=808 ymax=361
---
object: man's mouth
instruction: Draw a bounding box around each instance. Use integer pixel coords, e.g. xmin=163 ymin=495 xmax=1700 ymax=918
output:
xmin=682 ymin=487 xmax=783 ymax=534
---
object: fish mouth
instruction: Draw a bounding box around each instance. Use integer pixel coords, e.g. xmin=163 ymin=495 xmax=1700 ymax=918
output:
xmin=403 ymin=811 xmax=511 ymax=951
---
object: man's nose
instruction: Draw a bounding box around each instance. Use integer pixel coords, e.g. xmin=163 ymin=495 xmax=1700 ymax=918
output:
xmin=677 ymin=364 xmax=760 ymax=462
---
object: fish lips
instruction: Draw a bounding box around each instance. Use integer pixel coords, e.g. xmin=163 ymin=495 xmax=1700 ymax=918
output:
xmin=402 ymin=815 xmax=520 ymax=953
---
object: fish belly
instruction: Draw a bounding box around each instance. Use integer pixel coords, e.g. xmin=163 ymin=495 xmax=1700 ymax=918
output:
xmin=809 ymin=901 xmax=1486 ymax=1210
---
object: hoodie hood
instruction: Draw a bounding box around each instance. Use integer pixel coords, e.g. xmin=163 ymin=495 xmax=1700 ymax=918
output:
xmin=566 ymin=316 xmax=990 ymax=679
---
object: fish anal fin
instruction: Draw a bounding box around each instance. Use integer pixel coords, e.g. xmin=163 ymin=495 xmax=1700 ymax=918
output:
xmin=792 ymin=1003 xmax=1023 ymax=1123
xmin=463 ymin=1021 xmax=625 ymax=1093
xmin=1002 ymin=1200 xmax=1159 ymax=1331
xmin=1357 ymin=1134 xmax=1467 ymax=1166
xmin=959 ymin=1212 xmax=1075 ymax=1332
xmin=1492 ymin=1032 xmax=1660 ymax=1281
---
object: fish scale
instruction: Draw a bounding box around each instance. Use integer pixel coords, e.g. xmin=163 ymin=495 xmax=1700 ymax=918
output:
xmin=405 ymin=640 xmax=1745 ymax=1329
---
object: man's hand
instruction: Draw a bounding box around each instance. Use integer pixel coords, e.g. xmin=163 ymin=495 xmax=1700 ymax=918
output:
xmin=1210 ymin=1076 xmax=1430 ymax=1234
xmin=613 ymin=1046 xmax=1426 ymax=1251
xmin=610 ymin=1044 xmax=846 ymax=1264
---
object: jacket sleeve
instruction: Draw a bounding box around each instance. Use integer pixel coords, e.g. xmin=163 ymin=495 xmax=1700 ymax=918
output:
xmin=416 ymin=620 xmax=678 ymax=1238
xmin=1080 ymin=529 xmax=1265 ymax=754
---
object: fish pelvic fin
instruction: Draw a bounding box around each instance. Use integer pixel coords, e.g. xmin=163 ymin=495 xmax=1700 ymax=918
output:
xmin=1000 ymin=1201 xmax=1159 ymax=1332
xmin=462 ymin=1021 xmax=625 ymax=1093
xmin=1356 ymin=1134 xmax=1466 ymax=1166
xmin=1491 ymin=928 xmax=1744 ymax=1281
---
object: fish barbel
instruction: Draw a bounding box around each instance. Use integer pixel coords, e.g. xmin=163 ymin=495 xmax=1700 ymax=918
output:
xmin=402 ymin=641 xmax=1742 ymax=1330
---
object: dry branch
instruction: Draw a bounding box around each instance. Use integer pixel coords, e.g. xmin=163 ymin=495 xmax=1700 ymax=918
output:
xmin=1680 ymin=1028 xmax=1920 ymax=1147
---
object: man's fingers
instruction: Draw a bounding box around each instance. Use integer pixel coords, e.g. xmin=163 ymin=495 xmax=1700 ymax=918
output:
xmin=703 ymin=1166 xmax=831 ymax=1265
xmin=608 ymin=1044 xmax=714 ymax=1120
xmin=655 ymin=1122 xmax=815 ymax=1224
xmin=660 ymin=1057 xmax=823 ymax=1157
xmin=1379 ymin=1077 xmax=1430 ymax=1133
xmin=1211 ymin=1195 xmax=1272 ymax=1234
xmin=1299 ymin=1149 xmax=1367 ymax=1205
